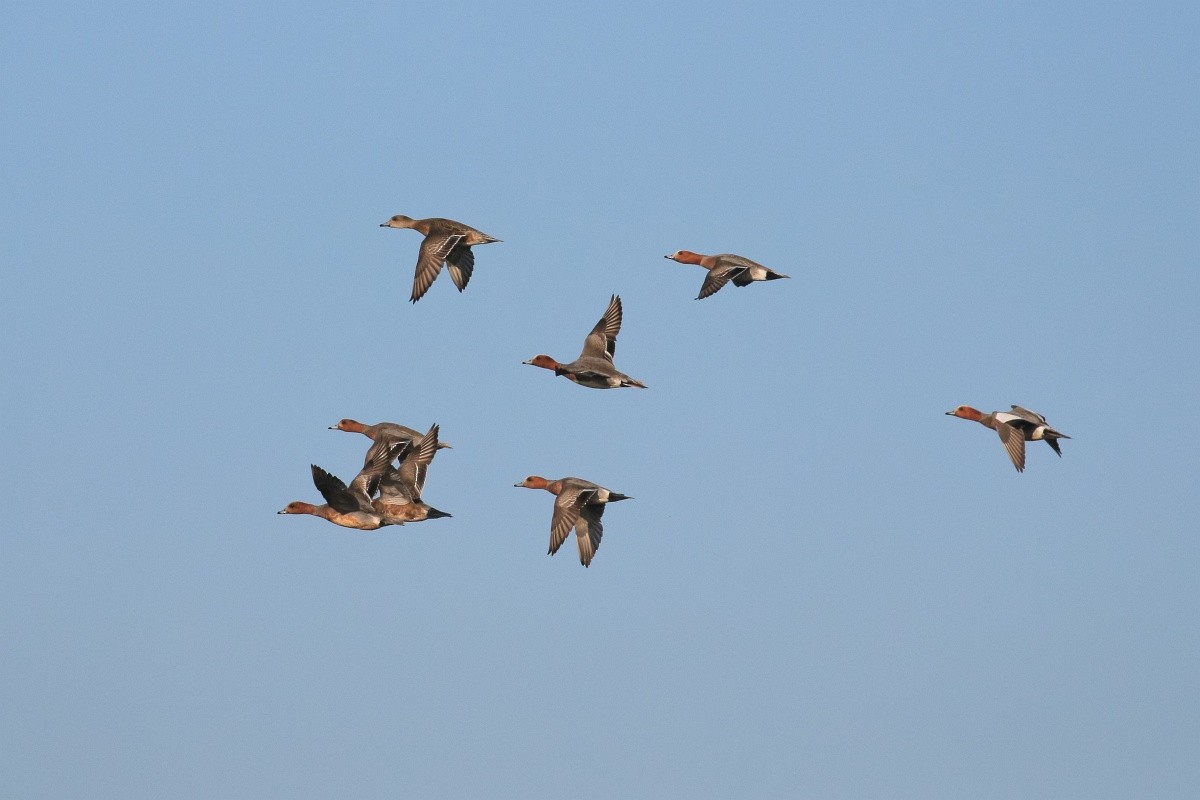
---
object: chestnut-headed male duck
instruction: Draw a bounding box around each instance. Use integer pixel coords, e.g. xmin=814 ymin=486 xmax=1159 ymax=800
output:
xmin=664 ymin=250 xmax=790 ymax=299
xmin=278 ymin=437 xmax=407 ymax=530
xmin=330 ymin=418 xmax=452 ymax=450
xmin=523 ymin=295 xmax=647 ymax=389
xmin=945 ymin=405 xmax=1071 ymax=473
xmin=514 ymin=475 xmax=631 ymax=567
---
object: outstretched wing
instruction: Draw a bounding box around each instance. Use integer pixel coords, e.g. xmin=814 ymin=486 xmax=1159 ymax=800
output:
xmin=445 ymin=245 xmax=475 ymax=292
xmin=995 ymin=423 xmax=1027 ymax=473
xmin=574 ymin=503 xmax=606 ymax=567
xmin=311 ymin=465 xmax=362 ymax=513
xmin=580 ymin=294 xmax=622 ymax=361
xmin=548 ymin=485 xmax=597 ymax=555
xmin=381 ymin=424 xmax=440 ymax=501
xmin=351 ymin=437 xmax=408 ymax=499
xmin=411 ymin=233 xmax=465 ymax=302
xmin=698 ymin=266 xmax=741 ymax=299
xmin=730 ymin=270 xmax=757 ymax=287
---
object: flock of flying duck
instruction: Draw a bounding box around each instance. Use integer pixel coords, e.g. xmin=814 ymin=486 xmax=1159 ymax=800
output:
xmin=279 ymin=214 xmax=1071 ymax=566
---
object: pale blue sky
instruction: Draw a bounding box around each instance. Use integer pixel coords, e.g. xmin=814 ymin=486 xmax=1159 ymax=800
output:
xmin=2 ymin=2 xmax=1198 ymax=797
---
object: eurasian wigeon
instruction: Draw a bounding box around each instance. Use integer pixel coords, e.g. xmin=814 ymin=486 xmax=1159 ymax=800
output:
xmin=664 ymin=250 xmax=790 ymax=299
xmin=329 ymin=418 xmax=453 ymax=450
xmin=523 ymin=295 xmax=647 ymax=389
xmin=380 ymin=215 xmax=501 ymax=303
xmin=946 ymin=405 xmax=1071 ymax=473
xmin=278 ymin=437 xmax=407 ymax=530
xmin=372 ymin=424 xmax=452 ymax=524
xmin=514 ymin=475 xmax=631 ymax=567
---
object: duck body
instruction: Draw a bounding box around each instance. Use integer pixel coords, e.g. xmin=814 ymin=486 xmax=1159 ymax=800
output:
xmin=329 ymin=418 xmax=453 ymax=450
xmin=278 ymin=437 xmax=406 ymax=530
xmin=380 ymin=214 xmax=501 ymax=303
xmin=523 ymin=295 xmax=647 ymax=389
xmin=371 ymin=424 xmax=453 ymax=523
xmin=946 ymin=404 xmax=1071 ymax=472
xmin=665 ymin=250 xmax=790 ymax=299
xmin=514 ymin=475 xmax=631 ymax=567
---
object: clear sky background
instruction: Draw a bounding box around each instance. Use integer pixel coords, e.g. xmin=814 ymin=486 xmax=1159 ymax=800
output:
xmin=2 ymin=2 xmax=1198 ymax=797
